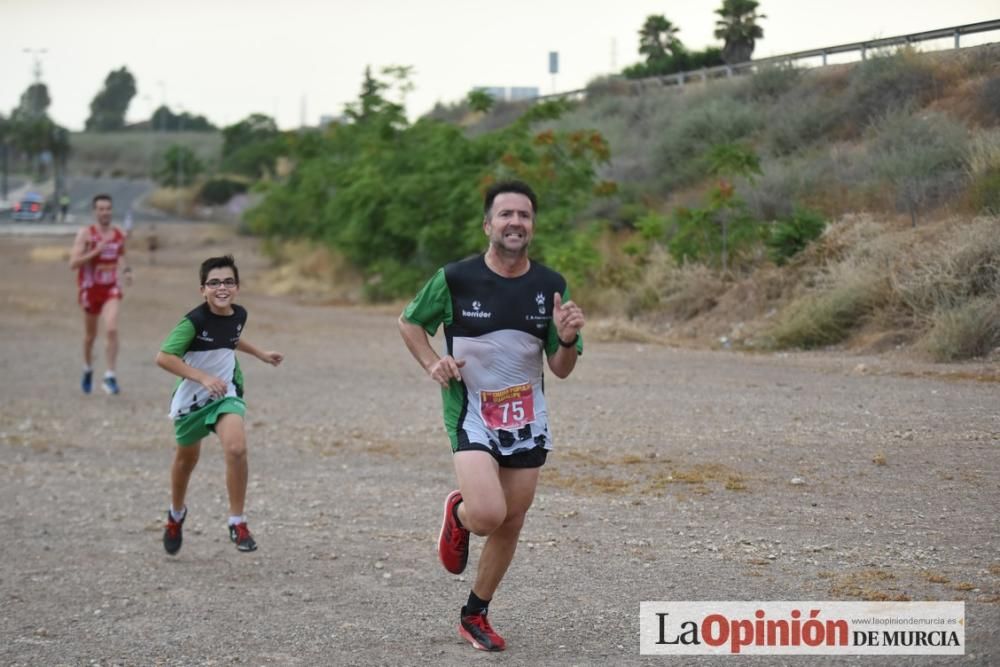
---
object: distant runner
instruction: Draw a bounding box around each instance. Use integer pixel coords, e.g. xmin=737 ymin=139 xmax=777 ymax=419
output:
xmin=398 ymin=180 xmax=585 ymax=652
xmin=68 ymin=193 xmax=131 ymax=394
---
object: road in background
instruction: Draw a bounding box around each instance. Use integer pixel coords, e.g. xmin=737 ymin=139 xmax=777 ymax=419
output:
xmin=1 ymin=176 xmax=174 ymax=235
xmin=64 ymin=176 xmax=168 ymax=223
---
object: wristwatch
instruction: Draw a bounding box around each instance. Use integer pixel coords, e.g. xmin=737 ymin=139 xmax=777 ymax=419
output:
xmin=558 ymin=333 xmax=579 ymax=348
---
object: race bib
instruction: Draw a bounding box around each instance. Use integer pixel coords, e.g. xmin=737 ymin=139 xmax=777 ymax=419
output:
xmin=95 ymin=263 xmax=117 ymax=285
xmin=480 ymin=383 xmax=535 ymax=431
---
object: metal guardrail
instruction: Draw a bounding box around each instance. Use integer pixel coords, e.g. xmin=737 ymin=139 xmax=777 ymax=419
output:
xmin=536 ymin=19 xmax=1000 ymax=100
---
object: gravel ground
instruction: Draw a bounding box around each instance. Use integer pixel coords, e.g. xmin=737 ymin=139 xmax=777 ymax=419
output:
xmin=1 ymin=224 xmax=997 ymax=666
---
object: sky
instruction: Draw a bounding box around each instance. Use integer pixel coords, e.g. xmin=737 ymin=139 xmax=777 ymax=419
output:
xmin=1 ymin=0 xmax=997 ymax=131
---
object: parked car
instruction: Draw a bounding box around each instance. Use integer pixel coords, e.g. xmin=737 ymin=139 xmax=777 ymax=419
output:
xmin=12 ymin=193 xmax=47 ymax=222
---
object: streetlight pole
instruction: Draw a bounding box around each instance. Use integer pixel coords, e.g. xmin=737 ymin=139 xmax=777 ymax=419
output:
xmin=175 ymin=105 xmax=184 ymax=218
xmin=23 ymin=47 xmax=48 ymax=86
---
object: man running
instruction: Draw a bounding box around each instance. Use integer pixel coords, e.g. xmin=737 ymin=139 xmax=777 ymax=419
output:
xmin=69 ymin=193 xmax=131 ymax=394
xmin=398 ymin=179 xmax=585 ymax=652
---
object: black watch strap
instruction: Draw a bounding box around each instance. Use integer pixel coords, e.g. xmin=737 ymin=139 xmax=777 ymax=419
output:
xmin=558 ymin=333 xmax=579 ymax=348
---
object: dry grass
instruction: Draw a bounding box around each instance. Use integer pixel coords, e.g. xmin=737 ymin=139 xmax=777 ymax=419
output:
xmin=761 ymin=214 xmax=1000 ymax=359
xmin=145 ymin=186 xmax=199 ymax=216
xmin=542 ymin=471 xmax=633 ymax=495
xmin=259 ymin=240 xmax=364 ymax=304
xmin=966 ymin=129 xmax=1000 ymax=176
xmin=921 ymin=296 xmax=1000 ymax=361
xmin=29 ymin=245 xmax=70 ymax=263
xmin=921 ymin=571 xmax=950 ymax=584
xmin=585 ymin=318 xmax=668 ymax=344
xmin=891 ymin=217 xmax=1000 ymax=317
xmin=829 ymin=569 xmax=911 ymax=601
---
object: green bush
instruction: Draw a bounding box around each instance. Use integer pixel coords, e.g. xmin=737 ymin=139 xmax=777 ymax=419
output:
xmin=657 ymin=97 xmax=761 ymax=190
xmin=248 ymin=75 xmax=612 ymax=300
xmin=765 ymin=209 xmax=827 ymax=265
xmin=763 ymin=94 xmax=843 ymax=156
xmin=842 ymin=49 xmax=937 ymax=133
xmin=868 ymin=110 xmax=968 ymax=223
xmin=198 ymin=177 xmax=249 ymax=205
xmin=741 ymin=64 xmax=801 ymax=101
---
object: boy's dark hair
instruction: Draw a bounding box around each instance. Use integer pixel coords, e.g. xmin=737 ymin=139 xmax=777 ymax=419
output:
xmin=92 ymin=193 xmax=113 ymax=207
xmin=200 ymin=255 xmax=240 ymax=286
xmin=483 ymin=180 xmax=537 ymax=217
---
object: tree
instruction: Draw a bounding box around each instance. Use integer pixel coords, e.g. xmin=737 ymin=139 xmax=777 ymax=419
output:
xmin=221 ymin=113 xmax=282 ymax=178
xmin=85 ymin=67 xmax=137 ymax=131
xmin=466 ymin=89 xmax=495 ymax=113
xmin=155 ymin=145 xmax=204 ymax=187
xmin=639 ymin=15 xmax=681 ymax=63
xmin=344 ymin=66 xmax=406 ymax=129
xmin=149 ymin=105 xmax=217 ymax=132
xmin=16 ymin=82 xmax=50 ymax=118
xmin=248 ymin=68 xmax=613 ymax=300
xmin=714 ymin=0 xmax=766 ymax=65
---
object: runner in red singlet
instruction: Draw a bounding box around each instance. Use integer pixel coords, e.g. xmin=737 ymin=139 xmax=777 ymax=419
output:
xmin=68 ymin=193 xmax=132 ymax=394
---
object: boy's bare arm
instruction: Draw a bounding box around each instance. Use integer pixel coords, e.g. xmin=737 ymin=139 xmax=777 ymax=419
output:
xmin=236 ymin=338 xmax=283 ymax=366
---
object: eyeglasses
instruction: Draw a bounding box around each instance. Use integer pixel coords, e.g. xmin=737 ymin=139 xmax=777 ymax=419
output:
xmin=204 ymin=278 xmax=238 ymax=288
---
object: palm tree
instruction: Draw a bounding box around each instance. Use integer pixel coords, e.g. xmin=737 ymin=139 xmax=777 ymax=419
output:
xmin=714 ymin=0 xmax=766 ymax=65
xmin=639 ymin=15 xmax=682 ymax=63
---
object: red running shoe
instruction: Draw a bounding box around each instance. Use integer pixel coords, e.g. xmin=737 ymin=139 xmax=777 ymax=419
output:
xmin=228 ymin=522 xmax=258 ymax=552
xmin=163 ymin=510 xmax=185 ymax=555
xmin=459 ymin=609 xmax=506 ymax=651
xmin=438 ymin=490 xmax=469 ymax=574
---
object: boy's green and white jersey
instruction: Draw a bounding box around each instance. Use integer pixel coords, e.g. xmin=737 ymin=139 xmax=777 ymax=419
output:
xmin=403 ymin=255 xmax=583 ymax=456
xmin=160 ymin=302 xmax=247 ymax=419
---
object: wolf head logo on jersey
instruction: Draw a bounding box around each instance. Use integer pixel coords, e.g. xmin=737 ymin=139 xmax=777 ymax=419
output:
xmin=536 ymin=292 xmax=546 ymax=315
xmin=472 ymin=300 xmax=482 ymax=311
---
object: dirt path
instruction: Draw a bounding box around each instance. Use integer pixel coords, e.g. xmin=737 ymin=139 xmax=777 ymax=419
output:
xmin=1 ymin=223 xmax=997 ymax=666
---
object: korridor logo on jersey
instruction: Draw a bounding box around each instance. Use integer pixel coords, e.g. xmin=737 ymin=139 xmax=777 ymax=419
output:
xmin=462 ymin=299 xmax=492 ymax=319
xmin=536 ymin=292 xmax=546 ymax=314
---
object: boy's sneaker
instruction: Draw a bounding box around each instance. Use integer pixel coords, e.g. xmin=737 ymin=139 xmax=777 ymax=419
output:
xmin=229 ymin=522 xmax=257 ymax=552
xmin=459 ymin=609 xmax=506 ymax=651
xmin=438 ymin=490 xmax=469 ymax=574
xmin=102 ymin=375 xmax=120 ymax=395
xmin=163 ymin=511 xmax=185 ymax=555
xmin=81 ymin=370 xmax=93 ymax=394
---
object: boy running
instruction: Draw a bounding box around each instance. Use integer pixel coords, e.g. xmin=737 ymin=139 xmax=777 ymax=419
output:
xmin=155 ymin=255 xmax=283 ymax=554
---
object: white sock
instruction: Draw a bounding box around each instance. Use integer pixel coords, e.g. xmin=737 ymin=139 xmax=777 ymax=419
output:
xmin=104 ymin=370 xmax=116 ymax=379
xmin=170 ymin=506 xmax=187 ymax=522
xmin=83 ymin=365 xmax=93 ymax=373
xmin=228 ymin=515 xmax=246 ymax=526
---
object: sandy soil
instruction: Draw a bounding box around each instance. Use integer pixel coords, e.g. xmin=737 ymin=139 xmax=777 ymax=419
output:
xmin=1 ymin=223 xmax=997 ymax=666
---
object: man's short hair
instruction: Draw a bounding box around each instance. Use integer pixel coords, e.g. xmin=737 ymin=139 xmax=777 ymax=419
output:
xmin=199 ymin=254 xmax=240 ymax=286
xmin=92 ymin=193 xmax=113 ymax=208
xmin=484 ymin=180 xmax=538 ymax=217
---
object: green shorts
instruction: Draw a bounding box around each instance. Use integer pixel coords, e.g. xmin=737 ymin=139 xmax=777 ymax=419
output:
xmin=173 ymin=397 xmax=246 ymax=446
